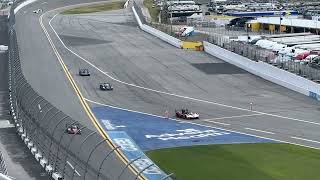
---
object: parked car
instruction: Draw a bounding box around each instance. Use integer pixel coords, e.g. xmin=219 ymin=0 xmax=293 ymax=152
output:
xmin=304 ymin=54 xmax=318 ymax=62
xmin=295 ymin=51 xmax=310 ymax=60
xmin=309 ymin=56 xmax=320 ymax=68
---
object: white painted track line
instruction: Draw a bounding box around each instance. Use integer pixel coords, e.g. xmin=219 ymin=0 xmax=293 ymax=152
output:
xmin=204 ymin=121 xmax=230 ymax=126
xmin=245 ymin=128 xmax=275 ymax=135
xmin=66 ymin=161 xmax=81 ymax=176
xmin=203 ymin=113 xmax=264 ymax=121
xmin=291 ymin=136 xmax=320 ymax=144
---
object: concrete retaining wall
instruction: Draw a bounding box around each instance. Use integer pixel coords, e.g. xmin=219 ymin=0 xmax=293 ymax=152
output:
xmin=131 ymin=6 xmax=182 ymax=48
xmin=14 ymin=0 xmax=38 ymax=14
xmin=204 ymin=41 xmax=320 ymax=100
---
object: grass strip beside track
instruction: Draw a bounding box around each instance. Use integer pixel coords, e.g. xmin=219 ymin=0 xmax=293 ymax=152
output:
xmin=143 ymin=0 xmax=160 ymax=21
xmin=147 ymin=143 xmax=320 ymax=180
xmin=61 ymin=1 xmax=125 ymax=14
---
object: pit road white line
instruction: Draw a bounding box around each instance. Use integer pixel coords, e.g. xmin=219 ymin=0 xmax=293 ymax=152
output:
xmin=45 ymin=12 xmax=320 ymax=127
xmin=202 ymin=113 xmax=264 ymax=121
xmin=291 ymin=136 xmax=320 ymax=144
xmin=66 ymin=161 xmax=81 ymax=176
xmin=245 ymin=128 xmax=275 ymax=135
xmin=204 ymin=121 xmax=230 ymax=126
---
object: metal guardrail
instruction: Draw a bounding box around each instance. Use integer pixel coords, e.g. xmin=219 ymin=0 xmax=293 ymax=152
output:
xmin=7 ymin=2 xmax=140 ymax=180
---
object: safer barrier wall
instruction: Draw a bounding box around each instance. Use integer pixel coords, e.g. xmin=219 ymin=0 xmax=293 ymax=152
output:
xmin=131 ymin=4 xmax=182 ymax=48
xmin=8 ymin=2 xmax=140 ymax=180
xmin=203 ymin=41 xmax=320 ymax=99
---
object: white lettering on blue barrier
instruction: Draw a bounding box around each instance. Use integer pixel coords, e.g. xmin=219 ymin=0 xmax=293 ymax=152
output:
xmin=133 ymin=158 xmax=162 ymax=174
xmin=107 ymin=131 xmax=172 ymax=179
xmin=101 ymin=119 xmax=116 ymax=130
xmin=145 ymin=128 xmax=230 ymax=141
xmin=114 ymin=138 xmax=138 ymax=151
xmin=101 ymin=119 xmax=126 ymax=130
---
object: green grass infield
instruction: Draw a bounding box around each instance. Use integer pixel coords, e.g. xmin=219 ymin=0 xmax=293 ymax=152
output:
xmin=147 ymin=143 xmax=320 ymax=180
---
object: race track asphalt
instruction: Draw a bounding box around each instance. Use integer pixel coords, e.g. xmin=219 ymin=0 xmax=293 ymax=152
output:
xmin=46 ymin=8 xmax=320 ymax=149
xmin=15 ymin=0 xmax=115 ymax=131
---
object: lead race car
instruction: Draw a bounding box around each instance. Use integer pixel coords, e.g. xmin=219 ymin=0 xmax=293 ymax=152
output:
xmin=175 ymin=109 xmax=199 ymax=120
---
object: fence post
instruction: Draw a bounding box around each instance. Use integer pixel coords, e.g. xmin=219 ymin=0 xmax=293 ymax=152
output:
xmin=71 ymin=131 xmax=97 ymax=179
xmin=43 ymin=110 xmax=62 ymax=126
xmin=117 ymin=156 xmax=141 ymax=180
xmin=54 ymin=121 xmax=78 ymax=172
xmin=83 ymin=139 xmax=107 ymax=179
xmin=160 ymin=173 xmax=174 ymax=180
xmin=39 ymin=106 xmax=55 ymax=123
xmin=28 ymin=96 xmax=42 ymax=114
xmin=62 ymin=126 xmax=86 ymax=177
xmin=96 ymin=145 xmax=121 ymax=179
xmin=134 ymin=164 xmax=155 ymax=180
xmin=48 ymin=116 xmax=69 ymax=162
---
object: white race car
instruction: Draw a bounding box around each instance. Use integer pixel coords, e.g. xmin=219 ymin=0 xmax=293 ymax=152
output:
xmin=175 ymin=109 xmax=199 ymax=119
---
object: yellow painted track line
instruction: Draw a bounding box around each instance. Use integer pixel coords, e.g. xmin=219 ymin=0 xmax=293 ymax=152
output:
xmin=38 ymin=5 xmax=145 ymax=180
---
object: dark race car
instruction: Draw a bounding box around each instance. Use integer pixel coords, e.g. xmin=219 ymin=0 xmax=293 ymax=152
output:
xmin=66 ymin=123 xmax=81 ymax=135
xmin=33 ymin=9 xmax=43 ymax=14
xmin=175 ymin=109 xmax=199 ymax=119
xmin=79 ymin=68 xmax=90 ymax=76
xmin=100 ymin=83 xmax=113 ymax=91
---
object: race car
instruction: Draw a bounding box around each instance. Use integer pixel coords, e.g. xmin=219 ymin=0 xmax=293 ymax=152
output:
xmin=79 ymin=68 xmax=90 ymax=76
xmin=100 ymin=83 xmax=113 ymax=91
xmin=175 ymin=109 xmax=199 ymax=119
xmin=66 ymin=124 xmax=81 ymax=135
xmin=33 ymin=9 xmax=42 ymax=14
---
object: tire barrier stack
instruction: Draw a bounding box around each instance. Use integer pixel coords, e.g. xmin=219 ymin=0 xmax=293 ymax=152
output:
xmin=8 ymin=3 xmax=142 ymax=180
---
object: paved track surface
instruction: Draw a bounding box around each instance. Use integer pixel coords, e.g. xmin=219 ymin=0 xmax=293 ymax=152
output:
xmin=15 ymin=0 xmax=113 ymax=131
xmin=47 ymin=9 xmax=320 ymax=149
